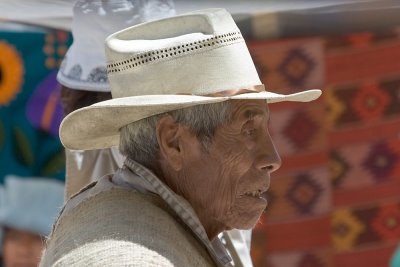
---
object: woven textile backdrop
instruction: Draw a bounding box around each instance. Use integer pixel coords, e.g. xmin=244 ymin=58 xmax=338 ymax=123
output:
xmin=248 ymin=29 xmax=400 ymax=267
xmin=0 ymin=28 xmax=71 ymax=182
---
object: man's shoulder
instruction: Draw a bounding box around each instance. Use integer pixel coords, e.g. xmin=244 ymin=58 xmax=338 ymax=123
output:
xmin=48 ymin=239 xmax=176 ymax=267
xmin=41 ymin=187 xmax=214 ymax=267
xmin=50 ymin=187 xmax=180 ymax=243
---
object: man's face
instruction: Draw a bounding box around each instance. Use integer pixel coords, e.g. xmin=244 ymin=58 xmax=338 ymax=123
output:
xmin=180 ymin=99 xmax=281 ymax=231
xmin=2 ymin=227 xmax=44 ymax=267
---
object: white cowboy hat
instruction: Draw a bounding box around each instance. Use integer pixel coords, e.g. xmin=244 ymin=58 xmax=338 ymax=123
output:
xmin=57 ymin=0 xmax=175 ymax=92
xmin=0 ymin=175 xmax=64 ymax=237
xmin=60 ymin=8 xmax=321 ymax=150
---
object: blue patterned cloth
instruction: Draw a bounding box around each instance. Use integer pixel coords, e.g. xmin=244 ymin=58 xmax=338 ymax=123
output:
xmin=0 ymin=25 xmax=72 ymax=183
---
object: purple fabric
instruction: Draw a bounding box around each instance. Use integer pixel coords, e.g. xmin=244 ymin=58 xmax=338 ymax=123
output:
xmin=26 ymin=70 xmax=63 ymax=136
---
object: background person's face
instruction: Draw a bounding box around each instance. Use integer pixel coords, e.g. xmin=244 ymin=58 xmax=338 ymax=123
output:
xmin=2 ymin=227 xmax=43 ymax=267
xmin=181 ymin=99 xmax=281 ymax=232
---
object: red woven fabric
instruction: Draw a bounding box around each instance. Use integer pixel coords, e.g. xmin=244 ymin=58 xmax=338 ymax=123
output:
xmin=248 ymin=29 xmax=400 ymax=267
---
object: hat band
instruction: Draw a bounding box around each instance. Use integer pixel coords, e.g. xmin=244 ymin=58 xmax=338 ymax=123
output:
xmin=206 ymin=84 xmax=265 ymax=97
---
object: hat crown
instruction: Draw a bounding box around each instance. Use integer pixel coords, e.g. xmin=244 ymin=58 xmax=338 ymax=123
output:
xmin=105 ymin=8 xmax=262 ymax=98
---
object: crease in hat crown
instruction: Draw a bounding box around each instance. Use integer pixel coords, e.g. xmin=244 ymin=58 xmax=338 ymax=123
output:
xmin=105 ymin=8 xmax=262 ymax=99
xmin=60 ymin=8 xmax=321 ymax=151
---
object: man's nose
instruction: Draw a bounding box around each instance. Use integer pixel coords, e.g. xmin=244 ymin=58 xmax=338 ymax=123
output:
xmin=256 ymin=132 xmax=282 ymax=173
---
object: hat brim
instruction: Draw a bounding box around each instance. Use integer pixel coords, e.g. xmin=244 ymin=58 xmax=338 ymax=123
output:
xmin=60 ymin=89 xmax=321 ymax=150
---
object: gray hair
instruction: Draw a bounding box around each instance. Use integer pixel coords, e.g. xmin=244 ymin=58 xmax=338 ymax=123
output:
xmin=119 ymin=101 xmax=232 ymax=168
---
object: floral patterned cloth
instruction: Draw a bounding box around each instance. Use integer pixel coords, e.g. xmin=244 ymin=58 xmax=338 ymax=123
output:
xmin=0 ymin=27 xmax=71 ymax=182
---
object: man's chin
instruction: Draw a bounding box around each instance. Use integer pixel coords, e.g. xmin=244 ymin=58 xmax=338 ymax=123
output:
xmin=225 ymin=211 xmax=263 ymax=230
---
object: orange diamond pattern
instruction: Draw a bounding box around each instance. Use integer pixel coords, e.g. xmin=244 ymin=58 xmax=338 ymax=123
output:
xmin=352 ymin=82 xmax=390 ymax=121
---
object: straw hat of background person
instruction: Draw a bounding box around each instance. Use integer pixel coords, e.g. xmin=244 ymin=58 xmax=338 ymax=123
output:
xmin=58 ymin=0 xmax=176 ymax=92
xmin=0 ymin=175 xmax=64 ymax=267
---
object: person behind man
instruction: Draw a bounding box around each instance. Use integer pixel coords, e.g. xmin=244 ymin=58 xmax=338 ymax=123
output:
xmin=40 ymin=8 xmax=321 ymax=267
xmin=58 ymin=0 xmax=175 ymax=200
xmin=0 ymin=175 xmax=63 ymax=267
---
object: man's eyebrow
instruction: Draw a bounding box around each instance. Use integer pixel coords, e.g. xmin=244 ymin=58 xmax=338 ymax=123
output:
xmin=243 ymin=108 xmax=267 ymax=119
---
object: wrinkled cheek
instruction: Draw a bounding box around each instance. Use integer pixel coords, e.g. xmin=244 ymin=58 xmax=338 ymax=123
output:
xmin=210 ymin=188 xmax=234 ymax=220
xmin=216 ymin=140 xmax=252 ymax=176
xmin=210 ymin=178 xmax=237 ymax=221
xmin=226 ymin=152 xmax=252 ymax=178
xmin=225 ymin=199 xmax=265 ymax=228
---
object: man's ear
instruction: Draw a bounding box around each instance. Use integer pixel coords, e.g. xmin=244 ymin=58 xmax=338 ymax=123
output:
xmin=156 ymin=115 xmax=185 ymax=171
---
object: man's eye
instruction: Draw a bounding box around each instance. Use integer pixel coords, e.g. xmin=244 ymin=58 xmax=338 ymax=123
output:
xmin=244 ymin=128 xmax=256 ymax=136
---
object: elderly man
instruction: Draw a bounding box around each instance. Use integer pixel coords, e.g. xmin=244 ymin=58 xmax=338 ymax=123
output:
xmin=40 ymin=8 xmax=321 ymax=267
xmin=58 ymin=2 xmax=253 ymax=265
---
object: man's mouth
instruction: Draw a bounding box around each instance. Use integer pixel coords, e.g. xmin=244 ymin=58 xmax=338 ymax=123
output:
xmin=244 ymin=189 xmax=267 ymax=200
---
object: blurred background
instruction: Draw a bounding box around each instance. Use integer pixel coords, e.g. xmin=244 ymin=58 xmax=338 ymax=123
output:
xmin=0 ymin=1 xmax=400 ymax=267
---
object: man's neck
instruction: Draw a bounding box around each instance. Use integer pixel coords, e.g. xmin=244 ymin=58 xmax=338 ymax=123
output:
xmin=125 ymin=157 xmax=226 ymax=241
